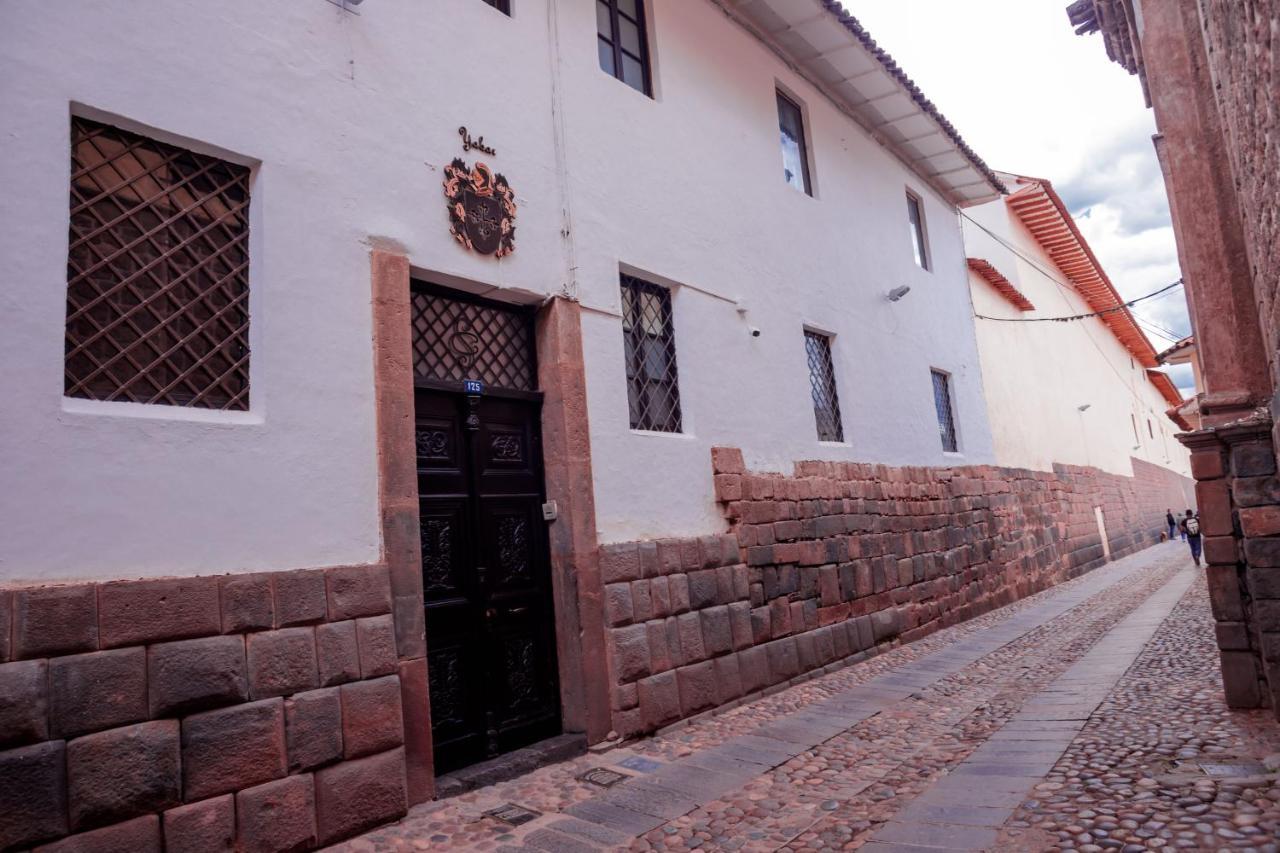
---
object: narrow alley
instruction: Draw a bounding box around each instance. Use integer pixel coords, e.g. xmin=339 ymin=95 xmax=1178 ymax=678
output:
xmin=335 ymin=543 xmax=1280 ymax=852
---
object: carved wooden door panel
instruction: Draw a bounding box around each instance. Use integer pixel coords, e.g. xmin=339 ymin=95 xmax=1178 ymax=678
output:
xmin=416 ymin=389 xmax=561 ymax=774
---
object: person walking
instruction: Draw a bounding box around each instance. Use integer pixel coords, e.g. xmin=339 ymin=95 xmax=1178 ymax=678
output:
xmin=1180 ymin=509 xmax=1202 ymax=566
xmin=1165 ymin=509 xmax=1177 ymax=541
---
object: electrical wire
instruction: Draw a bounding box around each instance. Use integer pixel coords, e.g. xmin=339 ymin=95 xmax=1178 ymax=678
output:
xmin=961 ymin=209 xmax=1188 ymax=426
xmin=974 ymin=279 xmax=1183 ymax=323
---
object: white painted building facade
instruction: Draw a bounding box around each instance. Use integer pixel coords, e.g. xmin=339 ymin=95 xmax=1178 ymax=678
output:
xmin=0 ymin=4 xmax=1204 ymax=841
xmin=962 ymin=172 xmax=1191 ymax=478
xmin=1 ymin=0 xmax=1003 ymax=584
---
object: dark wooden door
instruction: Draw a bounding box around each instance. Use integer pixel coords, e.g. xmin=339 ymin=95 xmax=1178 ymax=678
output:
xmin=415 ymin=389 xmax=562 ymax=774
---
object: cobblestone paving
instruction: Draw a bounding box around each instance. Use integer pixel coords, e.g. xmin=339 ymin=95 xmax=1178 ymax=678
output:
xmin=994 ymin=567 xmax=1280 ymax=853
xmin=631 ymin=553 xmax=1179 ymax=852
xmin=329 ymin=543 xmax=1279 ymax=852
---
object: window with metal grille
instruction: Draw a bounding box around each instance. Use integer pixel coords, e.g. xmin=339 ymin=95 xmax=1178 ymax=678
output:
xmin=777 ymin=91 xmax=812 ymax=195
xmin=409 ymin=285 xmax=536 ymax=392
xmin=64 ymin=117 xmax=251 ymax=410
xmin=804 ymin=331 xmax=843 ymax=442
xmin=907 ymin=191 xmax=929 ymax=270
xmin=597 ymin=0 xmax=652 ymax=96
xmin=931 ymin=369 xmax=958 ymax=452
xmin=620 ymin=275 xmax=681 ymax=432
xmin=481 ymin=0 xmax=510 ymax=14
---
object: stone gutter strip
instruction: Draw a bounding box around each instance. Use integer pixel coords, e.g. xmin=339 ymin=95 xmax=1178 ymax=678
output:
xmin=862 ymin=567 xmax=1197 ymax=851
xmin=519 ymin=548 xmax=1174 ymax=849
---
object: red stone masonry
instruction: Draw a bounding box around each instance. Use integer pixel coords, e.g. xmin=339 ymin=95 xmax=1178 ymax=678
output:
xmin=600 ymin=448 xmax=1193 ymax=738
xmin=1184 ymin=419 xmax=1280 ymax=715
xmin=0 ymin=565 xmax=409 ymax=852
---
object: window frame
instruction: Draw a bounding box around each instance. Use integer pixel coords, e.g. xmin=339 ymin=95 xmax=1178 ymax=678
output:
xmin=804 ymin=329 xmax=844 ymax=443
xmin=906 ymin=190 xmax=930 ymax=270
xmin=63 ymin=116 xmax=252 ymax=412
xmin=620 ymin=273 xmax=682 ymax=433
xmin=597 ymin=0 xmax=653 ymax=97
xmin=776 ymin=90 xmax=813 ymax=196
xmin=930 ymin=368 xmax=959 ymax=453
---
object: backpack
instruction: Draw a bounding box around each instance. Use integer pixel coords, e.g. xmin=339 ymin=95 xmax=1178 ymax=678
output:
xmin=1185 ymin=517 xmax=1200 ymax=536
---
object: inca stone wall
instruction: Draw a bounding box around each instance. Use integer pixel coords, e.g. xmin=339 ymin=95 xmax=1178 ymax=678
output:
xmin=0 ymin=565 xmax=411 ymax=851
xmin=1180 ymin=0 xmax=1280 ymax=717
xmin=600 ymin=448 xmax=1193 ymax=738
xmin=1198 ymin=0 xmax=1279 ymax=402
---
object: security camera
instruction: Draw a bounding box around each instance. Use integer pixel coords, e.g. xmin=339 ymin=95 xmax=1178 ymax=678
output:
xmin=886 ymin=285 xmax=911 ymax=302
xmin=749 ymin=327 xmax=762 ymax=338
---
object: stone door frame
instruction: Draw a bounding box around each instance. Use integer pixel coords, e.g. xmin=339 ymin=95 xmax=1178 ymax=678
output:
xmin=369 ymin=247 xmax=611 ymax=801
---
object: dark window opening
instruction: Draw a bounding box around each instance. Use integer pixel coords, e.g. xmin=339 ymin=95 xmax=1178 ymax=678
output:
xmin=597 ymin=0 xmax=652 ymax=96
xmin=64 ymin=117 xmax=251 ymax=410
xmin=931 ymin=369 xmax=958 ymax=452
xmin=805 ymin=331 xmax=843 ymax=442
xmin=777 ymin=91 xmax=812 ymax=195
xmin=620 ymin=274 xmax=681 ymax=432
xmin=907 ymin=192 xmax=929 ymax=269
xmin=481 ymin=0 xmax=511 ymax=13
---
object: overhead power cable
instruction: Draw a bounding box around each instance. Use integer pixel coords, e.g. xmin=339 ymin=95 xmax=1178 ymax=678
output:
xmin=974 ymin=279 xmax=1184 ymax=323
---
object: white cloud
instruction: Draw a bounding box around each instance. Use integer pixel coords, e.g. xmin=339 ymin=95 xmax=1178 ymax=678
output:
xmin=842 ymin=0 xmax=1191 ymax=352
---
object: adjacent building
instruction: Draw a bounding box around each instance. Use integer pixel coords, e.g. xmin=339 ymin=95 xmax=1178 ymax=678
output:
xmin=963 ymin=171 xmax=1191 ymax=478
xmin=0 ymin=1 xmax=1194 ymax=849
xmin=1069 ymin=0 xmax=1280 ymax=718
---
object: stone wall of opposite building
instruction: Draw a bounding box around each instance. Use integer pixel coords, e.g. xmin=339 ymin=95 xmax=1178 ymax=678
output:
xmin=1186 ymin=420 xmax=1280 ymax=715
xmin=1199 ymin=0 xmax=1280 ymax=403
xmin=1185 ymin=1 xmax=1280 ymax=719
xmin=0 ymin=565 xmax=411 ymax=852
xmin=599 ymin=448 xmax=1193 ymax=738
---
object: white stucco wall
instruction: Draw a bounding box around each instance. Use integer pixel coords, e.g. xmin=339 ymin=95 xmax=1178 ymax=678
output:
xmin=0 ymin=0 xmax=996 ymax=581
xmin=566 ymin=0 xmax=995 ymax=542
xmin=962 ymin=197 xmax=1190 ymax=478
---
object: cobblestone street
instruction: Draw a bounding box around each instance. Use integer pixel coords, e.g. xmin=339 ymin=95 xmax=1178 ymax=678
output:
xmin=331 ymin=543 xmax=1280 ymax=852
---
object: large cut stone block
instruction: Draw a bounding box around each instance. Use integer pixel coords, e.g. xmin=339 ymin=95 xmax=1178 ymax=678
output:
xmin=67 ymin=720 xmax=181 ymax=830
xmin=182 ymin=699 xmax=287 ymax=801
xmin=149 ymin=636 xmax=248 ymax=717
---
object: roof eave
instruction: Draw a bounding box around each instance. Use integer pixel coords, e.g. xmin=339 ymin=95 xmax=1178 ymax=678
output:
xmin=718 ymin=0 xmax=1006 ymax=207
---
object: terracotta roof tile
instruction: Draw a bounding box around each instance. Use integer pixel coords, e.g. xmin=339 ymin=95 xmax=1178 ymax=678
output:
xmin=820 ymin=1 xmax=1006 ymax=198
xmin=967 ymin=258 xmax=1036 ymax=311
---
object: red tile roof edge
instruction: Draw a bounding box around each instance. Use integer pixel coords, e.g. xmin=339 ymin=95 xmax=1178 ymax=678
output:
xmin=1165 ymin=404 xmax=1193 ymax=431
xmin=966 ymin=258 xmax=1036 ymax=311
xmin=820 ymin=0 xmax=1007 ymax=199
xmin=1156 ymin=335 xmax=1195 ymax=363
xmin=1147 ymin=369 xmax=1184 ymax=408
xmin=1005 ymin=176 xmax=1159 ymax=369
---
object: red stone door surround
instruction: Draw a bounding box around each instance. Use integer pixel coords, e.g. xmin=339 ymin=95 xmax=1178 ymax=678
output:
xmin=369 ymin=247 xmax=612 ymax=799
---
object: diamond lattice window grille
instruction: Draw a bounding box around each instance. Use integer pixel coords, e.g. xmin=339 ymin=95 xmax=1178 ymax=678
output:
xmin=805 ymin=331 xmax=843 ymax=442
xmin=410 ymin=288 xmax=536 ymax=392
xmin=64 ymin=117 xmax=251 ymax=410
xmin=620 ymin=275 xmax=682 ymax=433
xmin=932 ymin=369 xmax=958 ymax=452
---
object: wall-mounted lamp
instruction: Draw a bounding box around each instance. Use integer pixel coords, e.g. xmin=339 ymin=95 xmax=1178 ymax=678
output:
xmin=886 ymin=285 xmax=911 ymax=302
xmin=1077 ymin=403 xmax=1092 ymax=412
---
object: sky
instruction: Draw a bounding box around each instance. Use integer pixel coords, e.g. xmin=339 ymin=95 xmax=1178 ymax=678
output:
xmin=841 ymin=0 xmax=1195 ymax=394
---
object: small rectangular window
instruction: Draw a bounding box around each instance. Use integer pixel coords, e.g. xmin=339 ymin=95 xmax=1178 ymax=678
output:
xmin=1148 ymin=418 xmax=1154 ymax=439
xmin=481 ymin=0 xmax=510 ymax=13
xmin=907 ymin=192 xmax=929 ymax=270
xmin=1131 ymin=414 xmax=1140 ymax=443
xmin=597 ymin=0 xmax=652 ymax=96
xmin=777 ymin=91 xmax=812 ymax=195
xmin=621 ymin=274 xmax=681 ymax=432
xmin=805 ymin=331 xmax=843 ymax=442
xmin=931 ymin=369 xmax=958 ymax=452
xmin=65 ymin=117 xmax=251 ymax=410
